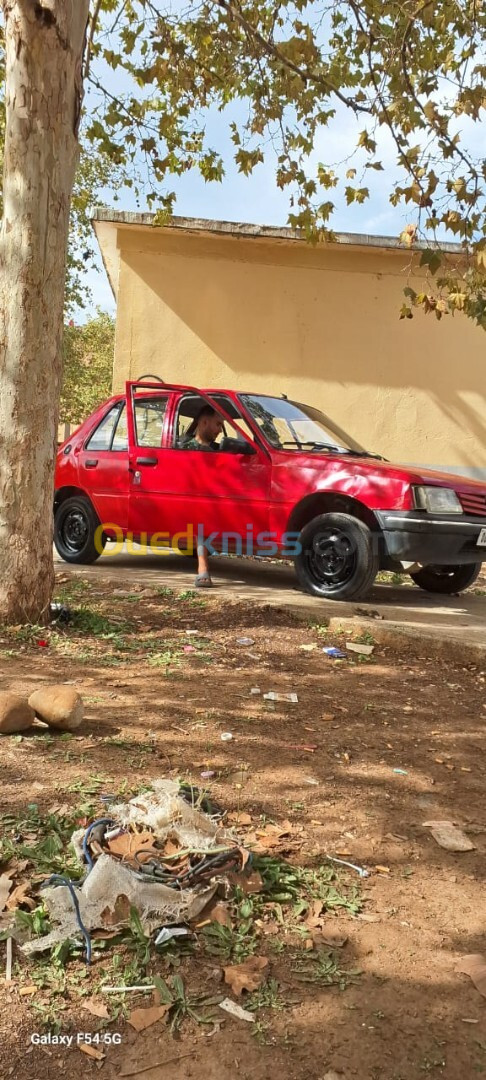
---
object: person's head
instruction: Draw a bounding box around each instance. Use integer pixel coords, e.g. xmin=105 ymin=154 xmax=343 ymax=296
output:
xmin=187 ymin=404 xmax=224 ymax=444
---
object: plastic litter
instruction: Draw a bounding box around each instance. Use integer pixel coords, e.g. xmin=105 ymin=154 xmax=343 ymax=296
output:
xmin=183 ymin=645 xmax=196 ymax=653
xmin=218 ymin=998 xmax=255 ymax=1023
xmin=236 ymin=638 xmax=255 ymax=646
xmin=221 ymin=732 xmax=233 ymax=741
xmin=326 ymin=855 xmax=370 ymax=878
xmin=250 ymin=688 xmax=261 ymax=695
xmin=200 ymin=770 xmax=216 ymax=779
xmin=154 ymin=926 xmax=190 ymax=946
xmin=323 ymin=647 xmax=346 ymax=659
xmin=22 ymin=780 xmax=240 ymax=956
xmin=49 ymin=603 xmax=71 ymax=624
xmin=393 ymin=768 xmax=408 ymax=776
xmin=263 ymin=692 xmax=299 ymax=703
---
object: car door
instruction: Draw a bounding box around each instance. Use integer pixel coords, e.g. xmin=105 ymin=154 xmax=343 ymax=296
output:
xmin=126 ymin=387 xmax=173 ymax=542
xmin=77 ymin=401 xmax=130 ymax=530
xmin=127 ymin=390 xmax=271 ymax=553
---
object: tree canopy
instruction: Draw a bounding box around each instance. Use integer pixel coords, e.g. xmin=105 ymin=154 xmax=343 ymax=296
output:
xmin=61 ymin=312 xmax=115 ymax=426
xmin=82 ymin=0 xmax=486 ymax=326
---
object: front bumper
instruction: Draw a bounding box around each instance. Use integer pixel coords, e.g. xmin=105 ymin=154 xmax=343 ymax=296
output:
xmin=374 ymin=510 xmax=486 ymax=566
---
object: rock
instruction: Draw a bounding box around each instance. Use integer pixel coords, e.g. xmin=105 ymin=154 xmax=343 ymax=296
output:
xmin=28 ymin=685 xmax=83 ymax=732
xmin=0 ymin=693 xmax=35 ymax=734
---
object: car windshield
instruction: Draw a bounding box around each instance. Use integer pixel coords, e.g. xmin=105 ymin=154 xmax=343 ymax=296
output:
xmin=240 ymin=395 xmax=381 ymax=457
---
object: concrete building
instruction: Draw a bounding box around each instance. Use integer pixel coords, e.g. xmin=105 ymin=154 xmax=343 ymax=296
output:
xmin=93 ymin=209 xmax=486 ymax=479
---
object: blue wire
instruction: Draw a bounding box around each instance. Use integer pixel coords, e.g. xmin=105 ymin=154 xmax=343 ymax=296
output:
xmin=81 ymin=817 xmax=116 ymax=871
xmin=41 ymin=875 xmax=92 ymax=964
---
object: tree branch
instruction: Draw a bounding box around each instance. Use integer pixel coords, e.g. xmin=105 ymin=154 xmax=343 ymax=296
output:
xmin=83 ymin=0 xmax=103 ymax=81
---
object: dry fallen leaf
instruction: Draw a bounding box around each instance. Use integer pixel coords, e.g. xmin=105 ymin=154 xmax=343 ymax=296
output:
xmin=79 ymin=1044 xmax=105 ymax=1061
xmin=224 ymin=956 xmax=269 ymax=996
xmin=374 ymin=865 xmax=390 ymax=874
xmin=18 ymin=985 xmax=37 ymax=996
xmin=305 ymin=899 xmax=324 ymax=929
xmin=107 ymin=830 xmax=154 ymax=858
xmin=6 ymin=882 xmax=36 ymax=912
xmin=81 ymin=998 xmax=110 ymax=1019
xmin=127 ymin=1005 xmax=171 ymax=1032
xmin=227 ymin=811 xmax=252 ymax=826
xmin=455 ymin=955 xmax=486 ymax=999
xmin=228 ymin=870 xmax=263 ymax=895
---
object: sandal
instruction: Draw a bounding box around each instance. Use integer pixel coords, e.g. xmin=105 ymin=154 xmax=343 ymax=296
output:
xmin=194 ymin=573 xmax=213 ymax=588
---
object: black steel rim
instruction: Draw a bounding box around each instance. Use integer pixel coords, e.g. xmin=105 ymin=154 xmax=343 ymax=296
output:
xmin=305 ymin=527 xmax=356 ymax=591
xmin=61 ymin=507 xmax=89 ymax=553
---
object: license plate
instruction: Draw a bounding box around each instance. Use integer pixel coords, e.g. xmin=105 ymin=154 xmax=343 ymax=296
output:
xmin=477 ymin=528 xmax=486 ymax=547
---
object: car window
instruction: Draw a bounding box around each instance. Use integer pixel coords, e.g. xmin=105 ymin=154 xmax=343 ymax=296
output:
xmin=134 ymin=396 xmax=168 ymax=448
xmin=112 ymin=405 xmax=128 ymax=451
xmin=173 ymin=394 xmax=255 ymax=449
xmin=85 ymin=405 xmax=122 ymax=451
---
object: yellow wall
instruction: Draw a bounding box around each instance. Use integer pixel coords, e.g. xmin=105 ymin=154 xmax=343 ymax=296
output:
xmin=111 ymin=224 xmax=486 ymax=477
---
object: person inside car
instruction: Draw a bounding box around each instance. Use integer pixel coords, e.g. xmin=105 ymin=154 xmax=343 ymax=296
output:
xmin=182 ymin=404 xmax=224 ymax=452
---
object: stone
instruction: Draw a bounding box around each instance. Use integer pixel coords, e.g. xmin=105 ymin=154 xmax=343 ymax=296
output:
xmin=0 ymin=692 xmax=35 ymax=734
xmin=28 ymin=685 xmax=83 ymax=732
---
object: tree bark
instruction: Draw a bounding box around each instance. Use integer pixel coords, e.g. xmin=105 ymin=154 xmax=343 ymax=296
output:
xmin=0 ymin=0 xmax=89 ymax=623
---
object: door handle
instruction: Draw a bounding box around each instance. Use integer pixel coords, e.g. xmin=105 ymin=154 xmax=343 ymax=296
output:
xmin=136 ymin=456 xmax=158 ymax=466
xmin=85 ymin=459 xmax=98 ymax=468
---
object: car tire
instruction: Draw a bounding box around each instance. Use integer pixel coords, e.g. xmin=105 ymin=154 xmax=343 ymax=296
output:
xmin=295 ymin=512 xmax=379 ymax=600
xmin=410 ymin=563 xmax=482 ymax=594
xmin=54 ymin=495 xmax=105 ymax=564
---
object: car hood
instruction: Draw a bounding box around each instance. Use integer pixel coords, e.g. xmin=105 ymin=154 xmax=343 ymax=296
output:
xmin=294 ymin=452 xmax=486 ymax=494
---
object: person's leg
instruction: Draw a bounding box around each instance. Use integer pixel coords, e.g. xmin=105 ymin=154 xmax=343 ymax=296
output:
xmin=195 ymin=541 xmax=213 ymax=587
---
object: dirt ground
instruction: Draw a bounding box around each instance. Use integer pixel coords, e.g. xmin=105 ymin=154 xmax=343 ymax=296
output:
xmin=0 ymin=571 xmax=485 ymax=1080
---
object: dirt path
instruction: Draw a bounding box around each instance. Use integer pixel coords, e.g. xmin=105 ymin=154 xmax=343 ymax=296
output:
xmin=0 ymin=573 xmax=485 ymax=1080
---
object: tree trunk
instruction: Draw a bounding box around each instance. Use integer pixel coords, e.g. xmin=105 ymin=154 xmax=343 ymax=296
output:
xmin=0 ymin=0 xmax=89 ymax=623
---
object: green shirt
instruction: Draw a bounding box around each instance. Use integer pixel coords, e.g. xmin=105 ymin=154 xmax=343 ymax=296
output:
xmin=181 ymin=437 xmax=219 ymax=452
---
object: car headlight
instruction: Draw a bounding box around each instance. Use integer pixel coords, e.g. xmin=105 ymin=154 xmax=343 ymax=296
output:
xmin=413 ymin=486 xmax=462 ymax=514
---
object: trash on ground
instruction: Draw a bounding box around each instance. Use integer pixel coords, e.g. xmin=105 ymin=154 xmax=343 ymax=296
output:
xmin=79 ymin=1044 xmax=105 ymax=1062
xmin=423 ymin=821 xmax=475 ymax=852
xmin=154 ymin=926 xmax=191 ymax=946
xmin=183 ymin=645 xmax=196 ymax=653
xmin=455 ymin=954 xmax=486 ymax=998
xmin=299 ymin=643 xmax=318 ymax=651
xmin=346 ymin=641 xmax=374 ymax=656
xmin=224 ymin=955 xmax=269 ymax=995
xmin=220 ymin=732 xmax=233 ymax=741
xmin=326 ymin=856 xmax=369 ymax=878
xmin=20 ymin=779 xmax=247 ymax=955
xmin=200 ymin=770 xmax=216 ymax=779
xmin=323 ymin=647 xmax=347 ymax=659
xmin=219 ymin=997 xmax=256 ymax=1022
xmin=304 ymin=777 xmax=319 ymax=786
xmin=236 ymin=637 xmax=255 ymax=646
xmin=250 ymin=687 xmax=261 ymax=695
xmin=81 ymin=998 xmax=110 ymax=1019
xmin=393 ymin=768 xmax=408 ymax=776
xmin=0 ymin=873 xmax=13 ymax=910
xmin=263 ymin=692 xmax=299 ymax=703
xmin=49 ymin=602 xmax=71 ymax=624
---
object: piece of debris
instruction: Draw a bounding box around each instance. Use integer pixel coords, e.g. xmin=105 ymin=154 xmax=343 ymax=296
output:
xmin=263 ymin=692 xmax=299 ymax=703
xmin=200 ymin=771 xmax=216 ymax=779
xmin=5 ymin=937 xmax=12 ymax=983
xmin=219 ymin=998 xmax=255 ymax=1022
xmin=299 ymin=643 xmax=318 ymax=651
xmin=346 ymin=641 xmax=374 ymax=656
xmin=423 ymin=821 xmax=475 ymax=852
xmin=326 ymin=856 xmax=369 ymax=878
xmin=154 ymin=927 xmax=190 ymax=946
xmin=220 ymin=732 xmax=234 ymax=741
xmin=455 ymin=955 xmax=486 ymax=998
xmin=393 ymin=768 xmax=408 ymax=776
xmin=236 ymin=637 xmax=255 ymax=646
xmin=102 ymin=984 xmax=157 ymax=994
xmin=79 ymin=1044 xmax=105 ymax=1061
xmin=224 ymin=956 xmax=269 ymax=995
xmin=0 ymin=693 xmax=35 ymax=735
xmin=28 ymin=685 xmax=83 ymax=732
xmin=250 ymin=687 xmax=261 ymax=695
xmin=127 ymin=1005 xmax=171 ymax=1031
xmin=0 ymin=875 xmax=13 ymax=911
xmin=323 ymin=647 xmax=347 ymax=659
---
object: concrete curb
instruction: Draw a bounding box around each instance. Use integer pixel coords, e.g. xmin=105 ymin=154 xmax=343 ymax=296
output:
xmin=325 ymin=615 xmax=486 ymax=667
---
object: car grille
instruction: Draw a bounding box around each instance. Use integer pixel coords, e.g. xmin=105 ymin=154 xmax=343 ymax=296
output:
xmin=458 ymin=491 xmax=486 ymax=517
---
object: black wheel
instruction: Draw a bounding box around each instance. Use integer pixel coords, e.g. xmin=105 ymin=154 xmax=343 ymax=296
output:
xmin=295 ymin=512 xmax=379 ymax=600
xmin=54 ymin=495 xmax=105 ymax=564
xmin=410 ymin=563 xmax=481 ymax=595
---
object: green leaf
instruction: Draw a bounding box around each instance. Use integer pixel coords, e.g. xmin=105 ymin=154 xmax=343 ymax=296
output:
xmin=420 ymin=250 xmax=442 ymax=275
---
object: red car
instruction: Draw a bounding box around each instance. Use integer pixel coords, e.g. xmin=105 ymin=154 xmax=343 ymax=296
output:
xmin=54 ymin=377 xmax=486 ymax=601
